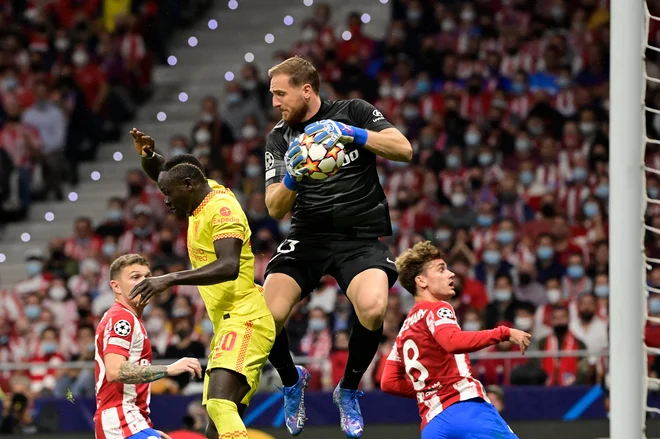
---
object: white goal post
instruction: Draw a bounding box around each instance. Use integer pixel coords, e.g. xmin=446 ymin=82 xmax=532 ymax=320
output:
xmin=609 ymin=0 xmax=646 ymax=437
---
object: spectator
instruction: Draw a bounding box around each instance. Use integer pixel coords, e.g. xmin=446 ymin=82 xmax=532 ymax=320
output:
xmin=28 ymin=326 xmax=65 ymax=395
xmin=298 ymin=308 xmax=332 ymax=390
xmin=145 ymin=306 xmax=173 ymax=357
xmin=484 ymin=274 xmax=522 ymax=329
xmin=164 ymin=319 xmax=205 ymax=392
xmin=55 ymin=324 xmax=95 ymax=397
xmin=329 ymin=330 xmax=350 ymax=387
xmin=569 ymin=293 xmax=608 ymax=359
xmin=562 ymin=252 xmax=593 ymax=299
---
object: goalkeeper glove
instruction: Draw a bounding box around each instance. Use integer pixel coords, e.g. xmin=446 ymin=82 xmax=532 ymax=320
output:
xmin=283 ymin=136 xmax=309 ymax=190
xmin=304 ymin=120 xmax=368 ymax=148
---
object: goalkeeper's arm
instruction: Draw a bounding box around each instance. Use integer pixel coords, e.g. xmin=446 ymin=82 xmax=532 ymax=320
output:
xmin=265 ymin=182 xmax=296 ymax=220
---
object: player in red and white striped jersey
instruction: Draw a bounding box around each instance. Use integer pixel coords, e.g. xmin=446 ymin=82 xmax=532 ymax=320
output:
xmin=380 ymin=241 xmax=531 ymax=438
xmin=95 ymin=254 xmax=202 ymax=439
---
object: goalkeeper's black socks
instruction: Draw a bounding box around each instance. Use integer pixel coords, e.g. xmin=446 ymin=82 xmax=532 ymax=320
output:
xmin=341 ymin=321 xmax=384 ymax=390
xmin=269 ymin=329 xmax=300 ymax=387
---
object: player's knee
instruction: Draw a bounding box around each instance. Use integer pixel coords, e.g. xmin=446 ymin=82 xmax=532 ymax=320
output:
xmin=356 ymin=294 xmax=388 ymax=328
xmin=206 ymin=398 xmax=240 ymax=424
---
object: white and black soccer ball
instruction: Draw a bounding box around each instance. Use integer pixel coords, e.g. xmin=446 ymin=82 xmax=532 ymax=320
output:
xmin=297 ymin=133 xmax=345 ymax=180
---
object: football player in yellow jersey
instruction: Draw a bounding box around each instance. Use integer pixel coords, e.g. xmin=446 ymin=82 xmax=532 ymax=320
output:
xmin=127 ymin=129 xmax=276 ymax=439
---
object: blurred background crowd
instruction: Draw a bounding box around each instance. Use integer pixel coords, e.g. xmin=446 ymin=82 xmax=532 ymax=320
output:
xmin=2 ymin=0 xmax=659 ymax=420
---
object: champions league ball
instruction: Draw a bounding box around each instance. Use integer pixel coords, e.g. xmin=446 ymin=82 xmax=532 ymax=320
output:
xmin=297 ymin=133 xmax=345 ymax=180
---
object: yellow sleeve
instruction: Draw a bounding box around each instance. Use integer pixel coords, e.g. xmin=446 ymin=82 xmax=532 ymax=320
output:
xmin=207 ymin=179 xmax=223 ymax=190
xmin=210 ymin=195 xmax=247 ymax=243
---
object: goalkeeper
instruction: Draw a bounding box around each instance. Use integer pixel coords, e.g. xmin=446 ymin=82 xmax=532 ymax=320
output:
xmin=263 ymin=56 xmax=412 ymax=438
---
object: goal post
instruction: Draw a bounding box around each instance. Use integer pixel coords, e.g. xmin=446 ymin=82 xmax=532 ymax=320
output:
xmin=609 ymin=0 xmax=646 ymax=437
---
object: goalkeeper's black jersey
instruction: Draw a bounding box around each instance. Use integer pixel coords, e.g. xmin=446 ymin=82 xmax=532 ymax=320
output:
xmin=264 ymin=99 xmax=395 ymax=239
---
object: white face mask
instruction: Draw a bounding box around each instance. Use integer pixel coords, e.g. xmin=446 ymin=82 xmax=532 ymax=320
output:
xmin=242 ymin=125 xmax=258 ymax=139
xmin=200 ymin=112 xmax=214 ymax=123
xmin=547 ymin=289 xmax=562 ymax=304
xmin=451 ymin=193 xmax=467 ymax=207
xmin=72 ymin=50 xmax=88 ymax=67
xmin=55 ymin=38 xmax=69 ymax=52
xmin=49 ymin=286 xmax=67 ymax=301
xmin=514 ymin=316 xmax=533 ymax=331
xmin=146 ymin=317 xmax=164 ymax=334
xmin=195 ymin=129 xmax=211 ymax=144
xmin=302 ymin=28 xmax=317 ymax=42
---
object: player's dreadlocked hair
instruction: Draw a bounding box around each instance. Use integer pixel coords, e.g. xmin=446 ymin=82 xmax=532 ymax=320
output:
xmin=162 ymin=154 xmax=206 ymax=175
xmin=395 ymin=241 xmax=445 ymax=296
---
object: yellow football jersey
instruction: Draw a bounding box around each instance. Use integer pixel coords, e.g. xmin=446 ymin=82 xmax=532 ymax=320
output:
xmin=187 ymin=181 xmax=270 ymax=323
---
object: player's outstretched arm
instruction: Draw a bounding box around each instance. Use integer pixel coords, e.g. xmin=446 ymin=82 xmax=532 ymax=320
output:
xmin=361 ymin=127 xmax=412 ymax=162
xmin=130 ymin=128 xmax=165 ymax=182
xmin=105 ymin=353 xmax=202 ymax=384
xmin=433 ymin=325 xmax=512 ymax=355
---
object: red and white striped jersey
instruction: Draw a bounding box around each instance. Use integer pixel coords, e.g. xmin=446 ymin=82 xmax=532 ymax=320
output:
xmin=381 ymin=301 xmax=510 ymax=430
xmin=94 ymin=303 xmax=153 ymax=439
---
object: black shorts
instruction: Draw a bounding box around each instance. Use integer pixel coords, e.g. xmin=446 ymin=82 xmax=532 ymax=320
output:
xmin=264 ymin=238 xmax=398 ymax=298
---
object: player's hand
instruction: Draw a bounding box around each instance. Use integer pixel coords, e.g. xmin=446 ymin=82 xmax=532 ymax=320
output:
xmin=304 ymin=119 xmax=367 ymax=148
xmin=285 ymin=136 xmax=309 ymax=180
xmin=130 ymin=127 xmax=155 ymax=158
xmin=155 ymin=430 xmax=171 ymax=439
xmin=129 ymin=274 xmax=174 ymax=306
xmin=508 ymin=328 xmax=532 ymax=354
xmin=166 ymin=358 xmax=203 ymax=379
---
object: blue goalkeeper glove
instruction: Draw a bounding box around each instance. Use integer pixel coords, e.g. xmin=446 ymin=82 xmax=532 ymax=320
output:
xmin=304 ymin=119 xmax=368 ymax=148
xmin=283 ymin=136 xmax=309 ymax=190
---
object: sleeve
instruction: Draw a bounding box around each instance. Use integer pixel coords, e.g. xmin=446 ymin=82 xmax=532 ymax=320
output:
xmin=210 ymin=195 xmax=248 ymax=242
xmin=265 ymin=130 xmax=289 ymax=187
xmin=349 ymin=99 xmax=395 ymax=132
xmin=427 ymin=303 xmax=511 ymax=355
xmin=102 ymin=310 xmax=135 ymax=358
xmin=380 ymin=342 xmax=417 ymax=398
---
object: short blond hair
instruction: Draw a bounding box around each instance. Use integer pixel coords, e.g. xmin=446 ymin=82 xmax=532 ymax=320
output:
xmin=395 ymin=241 xmax=445 ymax=295
xmin=268 ymin=56 xmax=320 ymax=94
xmin=109 ymin=254 xmax=149 ymax=280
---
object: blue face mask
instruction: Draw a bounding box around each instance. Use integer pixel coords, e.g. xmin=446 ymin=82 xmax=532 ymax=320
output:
xmin=478 ymin=153 xmax=493 ymax=166
xmin=25 ymin=304 xmax=41 ymax=320
xmin=465 ymin=131 xmax=481 ymax=146
xmin=171 ymin=147 xmax=187 ymax=156
xmin=436 ymin=230 xmax=452 ymax=242
xmin=308 ymin=318 xmax=327 ymax=332
xmin=103 ymin=243 xmax=116 ymax=257
xmin=483 ymin=250 xmax=501 ymax=265
xmin=108 ymin=209 xmax=122 ymax=221
xmin=279 ymin=220 xmax=292 ymax=236
xmin=537 ymin=246 xmax=554 ymax=260
xmin=493 ymin=289 xmax=512 ymax=302
xmin=651 ymin=299 xmax=660 ymax=314
xmin=594 ymin=285 xmax=609 ymax=297
xmin=27 ymin=260 xmax=43 ymax=276
xmin=42 ymin=342 xmax=58 ymax=355
xmin=202 ymin=319 xmax=214 ymax=335
xmin=595 ymin=185 xmax=609 ymax=199
xmin=227 ymin=93 xmax=241 ymax=104
xmin=172 ymin=308 xmax=188 ymax=318
xmin=520 ymin=170 xmax=534 ymax=186
xmin=567 ymin=264 xmax=584 ymax=279
xmin=511 ymin=83 xmax=525 ymax=95
xmin=477 ymin=215 xmax=493 ymax=227
xmin=446 ymin=154 xmax=461 ymax=169
xmin=649 ymin=188 xmax=659 ymax=199
xmin=87 ymin=343 xmax=96 ymax=353
xmin=379 ymin=174 xmax=387 ymax=187
xmin=573 ymin=167 xmax=587 ymax=182
xmin=584 ymin=202 xmax=599 ymax=218
xmin=391 ymin=222 xmax=400 ymax=235
xmin=557 ymin=77 xmax=571 ymax=89
xmin=528 ymin=125 xmax=543 ymax=136
xmin=497 ymin=230 xmax=515 ymax=245
xmin=416 ymin=80 xmax=431 ymax=95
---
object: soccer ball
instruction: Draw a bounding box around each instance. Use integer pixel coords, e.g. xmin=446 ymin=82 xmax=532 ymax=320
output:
xmin=296 ymin=133 xmax=345 ymax=180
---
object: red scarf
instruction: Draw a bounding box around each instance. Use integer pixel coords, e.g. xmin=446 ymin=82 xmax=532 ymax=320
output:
xmin=542 ymin=332 xmax=579 ymax=386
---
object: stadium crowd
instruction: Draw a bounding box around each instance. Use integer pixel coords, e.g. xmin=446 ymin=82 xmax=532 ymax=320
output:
xmin=1 ymin=0 xmax=658 ymax=409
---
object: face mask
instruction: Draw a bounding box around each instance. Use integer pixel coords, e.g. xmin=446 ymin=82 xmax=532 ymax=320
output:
xmin=246 ymin=164 xmax=261 ymax=178
xmin=478 ymin=153 xmax=493 ymax=166
xmin=227 ymin=93 xmax=242 ymax=104
xmin=477 ymin=215 xmax=493 ymax=227
xmin=483 ymin=250 xmax=501 ymax=265
xmin=547 ymin=288 xmax=562 ymax=304
xmin=391 ymin=222 xmax=400 ymax=235
xmin=537 ymin=246 xmax=554 ymax=260
xmin=102 ymin=242 xmax=116 ymax=257
xmin=243 ymin=79 xmax=257 ymax=91
xmin=202 ymin=318 xmax=214 ymax=334
xmin=27 ymin=260 xmax=43 ymax=276
xmin=42 ymin=342 xmax=58 ymax=355
xmin=511 ymin=83 xmax=525 ymax=95
xmin=446 ymin=154 xmax=461 ymax=169
xmin=584 ymin=202 xmax=599 ymax=218
xmin=572 ymin=167 xmax=587 ymax=182
xmin=242 ymin=125 xmax=258 ymax=140
xmin=403 ymin=107 xmax=419 ymax=120
xmin=72 ymin=50 xmax=89 ymax=67
xmin=651 ymin=299 xmax=660 ymax=314
xmin=580 ymin=121 xmax=596 ymax=136
xmin=528 ymin=125 xmax=544 ymax=136
xmin=451 ymin=193 xmax=467 ymax=207
xmin=308 ymin=318 xmax=326 ymax=332
xmin=172 ymin=308 xmax=188 ymax=318
xmin=436 ymin=230 xmax=451 ymax=242
xmin=497 ymin=230 xmax=515 ymax=245
xmin=108 ymin=209 xmax=122 ymax=222
xmin=379 ymin=85 xmax=392 ymax=98
xmin=87 ymin=343 xmax=95 ymax=353
xmin=465 ymin=131 xmax=481 ymax=146
xmin=379 ymin=174 xmax=387 ymax=187
xmin=416 ymin=80 xmax=431 ymax=95
xmin=595 ymin=185 xmax=609 ymax=199
xmin=2 ymin=77 xmax=18 ymax=91
xmin=649 ymin=188 xmax=659 ymax=199
xmin=133 ymin=227 xmax=151 ymax=238
xmin=519 ymin=170 xmax=534 ymax=186
xmin=201 ymin=112 xmax=214 ymax=123
xmin=407 ymin=9 xmax=422 ymax=21
xmin=594 ymin=285 xmax=609 ymax=297
xmin=146 ymin=317 xmax=164 ymax=334
xmin=553 ymin=324 xmax=568 ymax=338
xmin=557 ymin=77 xmax=571 ymax=89
xmin=515 ymin=138 xmax=531 ymax=152
xmin=514 ymin=316 xmax=533 ymax=331
xmin=279 ymin=220 xmax=292 ymax=236
xmin=441 ymin=19 xmax=456 ymax=32
xmin=550 ymin=6 xmax=565 ymax=20
xmin=579 ymin=311 xmax=595 ymax=323
xmin=494 ymin=289 xmax=512 ymax=302
xmin=25 ymin=304 xmax=41 ymax=320
xmin=171 ymin=147 xmax=187 ymax=156
xmin=462 ymin=321 xmax=481 ymax=331
xmin=301 ymin=28 xmax=317 ymax=42
xmin=567 ymin=265 xmax=584 ymax=279
xmin=492 ymin=98 xmax=507 ymax=110
xmin=195 ymin=130 xmax=211 ymax=144
xmin=49 ymin=286 xmax=67 ymax=301
xmin=461 ymin=10 xmax=475 ymax=22
xmin=55 ymin=38 xmax=69 ymax=52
